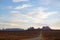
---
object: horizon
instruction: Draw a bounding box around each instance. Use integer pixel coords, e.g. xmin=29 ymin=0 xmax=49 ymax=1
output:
xmin=0 ymin=0 xmax=60 ymax=29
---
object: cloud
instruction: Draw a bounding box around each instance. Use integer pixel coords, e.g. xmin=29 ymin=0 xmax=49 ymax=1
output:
xmin=53 ymin=0 xmax=60 ymax=7
xmin=11 ymin=7 xmax=57 ymax=24
xmin=14 ymin=4 xmax=32 ymax=10
xmin=0 ymin=7 xmax=57 ymax=29
xmin=12 ymin=0 xmax=28 ymax=2
xmin=39 ymin=0 xmax=56 ymax=5
xmin=39 ymin=0 xmax=51 ymax=5
xmin=11 ymin=11 xmax=20 ymax=14
xmin=10 ymin=11 xmax=30 ymax=23
xmin=51 ymin=20 xmax=60 ymax=29
xmin=26 ymin=7 xmax=57 ymax=23
xmin=36 ymin=12 xmax=57 ymax=19
xmin=39 ymin=0 xmax=60 ymax=7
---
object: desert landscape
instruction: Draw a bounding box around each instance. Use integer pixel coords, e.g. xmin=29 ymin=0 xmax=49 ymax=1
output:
xmin=0 ymin=27 xmax=60 ymax=40
xmin=0 ymin=27 xmax=40 ymax=40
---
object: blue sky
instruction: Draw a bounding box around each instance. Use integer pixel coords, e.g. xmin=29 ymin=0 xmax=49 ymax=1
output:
xmin=0 ymin=0 xmax=60 ymax=29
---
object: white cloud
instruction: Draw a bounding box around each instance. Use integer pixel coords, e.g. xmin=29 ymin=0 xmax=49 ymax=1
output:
xmin=36 ymin=12 xmax=57 ymax=19
xmin=26 ymin=7 xmax=57 ymax=23
xmin=50 ymin=20 xmax=60 ymax=29
xmin=10 ymin=11 xmax=31 ymax=23
xmin=13 ymin=0 xmax=28 ymax=2
xmin=14 ymin=7 xmax=57 ymax=23
xmin=39 ymin=0 xmax=60 ymax=7
xmin=15 ymin=4 xmax=32 ymax=10
xmin=11 ymin=11 xmax=20 ymax=13
xmin=0 ymin=7 xmax=57 ymax=29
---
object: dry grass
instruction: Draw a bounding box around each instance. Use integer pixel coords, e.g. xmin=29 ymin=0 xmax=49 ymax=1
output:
xmin=0 ymin=29 xmax=40 ymax=40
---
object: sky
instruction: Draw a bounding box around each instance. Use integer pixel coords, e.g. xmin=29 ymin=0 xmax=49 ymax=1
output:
xmin=0 ymin=0 xmax=60 ymax=29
